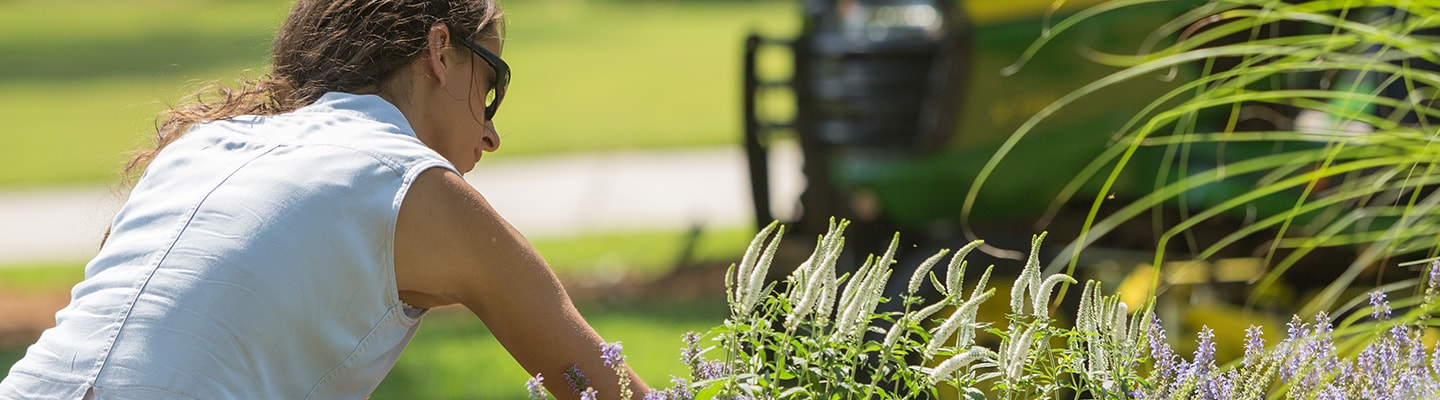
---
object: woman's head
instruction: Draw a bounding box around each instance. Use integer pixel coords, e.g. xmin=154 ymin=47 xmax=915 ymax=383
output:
xmin=274 ymin=0 xmax=508 ymax=170
xmin=272 ymin=0 xmax=503 ymax=106
xmin=131 ymin=0 xmax=505 ymax=176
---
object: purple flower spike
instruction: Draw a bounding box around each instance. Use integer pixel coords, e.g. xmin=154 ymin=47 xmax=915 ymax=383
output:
xmin=641 ymin=376 xmax=694 ymax=400
xmin=1285 ymin=315 xmax=1305 ymax=340
xmin=1243 ymin=325 xmax=1264 ymax=367
xmin=564 ymin=365 xmax=591 ymax=395
xmin=1192 ymin=326 xmax=1222 ymax=397
xmin=1315 ymin=384 xmax=1345 ymax=400
xmin=669 ymin=376 xmax=693 ymax=399
xmin=1148 ymin=315 xmax=1174 ymax=372
xmin=1432 ymin=345 xmax=1440 ymax=378
xmin=602 ymin=341 xmax=626 ymax=368
xmin=697 ymin=360 xmax=731 ymax=380
xmin=1370 ymin=291 xmax=1391 ymax=320
xmin=526 ymin=374 xmax=546 ymax=400
xmin=580 ymin=387 xmax=598 ymax=400
xmin=1430 ymin=260 xmax=1440 ymax=290
xmin=1194 ymin=326 xmax=1216 ymax=369
xmin=1428 ymin=258 xmax=1440 ymax=287
xmin=681 ymin=332 xmax=702 ymax=365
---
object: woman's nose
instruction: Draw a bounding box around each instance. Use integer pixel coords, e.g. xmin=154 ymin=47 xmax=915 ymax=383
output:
xmin=481 ymin=122 xmax=501 ymax=152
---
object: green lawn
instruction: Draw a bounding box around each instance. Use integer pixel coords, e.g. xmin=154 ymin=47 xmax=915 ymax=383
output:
xmin=372 ymin=300 xmax=728 ymax=399
xmin=530 ymin=227 xmax=757 ymax=281
xmin=0 ymin=299 xmax=729 ymax=399
xmin=0 ymin=0 xmax=796 ymax=187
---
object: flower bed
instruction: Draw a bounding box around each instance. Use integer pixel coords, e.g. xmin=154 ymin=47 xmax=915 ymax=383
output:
xmin=527 ymin=220 xmax=1440 ymax=399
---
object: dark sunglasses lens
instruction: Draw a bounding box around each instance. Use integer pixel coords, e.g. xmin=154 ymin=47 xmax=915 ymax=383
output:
xmin=487 ymin=79 xmax=506 ymax=120
xmin=484 ymin=90 xmax=498 ymax=120
xmin=464 ymin=38 xmax=507 ymax=121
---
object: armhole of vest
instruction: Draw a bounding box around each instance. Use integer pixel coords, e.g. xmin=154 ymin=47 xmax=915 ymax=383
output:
xmin=388 ymin=161 xmax=460 ymax=324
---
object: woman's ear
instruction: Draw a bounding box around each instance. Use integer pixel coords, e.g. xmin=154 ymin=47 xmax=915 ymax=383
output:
xmin=421 ymin=23 xmax=454 ymax=87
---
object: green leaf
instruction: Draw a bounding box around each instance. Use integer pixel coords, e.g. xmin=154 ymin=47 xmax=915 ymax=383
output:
xmin=777 ymin=386 xmax=810 ymax=398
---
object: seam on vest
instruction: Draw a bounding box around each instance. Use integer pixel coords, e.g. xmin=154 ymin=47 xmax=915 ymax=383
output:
xmin=89 ymin=144 xmax=282 ymax=387
xmin=303 ymin=305 xmax=402 ymax=399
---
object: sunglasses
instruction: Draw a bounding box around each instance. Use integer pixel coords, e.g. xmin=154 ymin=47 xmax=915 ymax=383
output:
xmin=452 ymin=29 xmax=510 ymax=121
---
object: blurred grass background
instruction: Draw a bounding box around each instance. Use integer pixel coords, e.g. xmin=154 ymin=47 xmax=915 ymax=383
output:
xmin=6 ymin=0 xmax=1428 ymax=396
xmin=0 ymin=0 xmax=1299 ymax=397
xmin=0 ymin=0 xmax=1122 ymax=396
xmin=0 ymin=0 xmax=791 ymax=396
xmin=0 ymin=0 xmax=797 ymax=187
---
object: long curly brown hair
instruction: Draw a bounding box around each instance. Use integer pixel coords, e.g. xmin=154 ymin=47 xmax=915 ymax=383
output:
xmin=125 ymin=0 xmax=503 ymax=177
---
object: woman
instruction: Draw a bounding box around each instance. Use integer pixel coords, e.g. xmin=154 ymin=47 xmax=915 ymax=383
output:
xmin=0 ymin=0 xmax=647 ymax=398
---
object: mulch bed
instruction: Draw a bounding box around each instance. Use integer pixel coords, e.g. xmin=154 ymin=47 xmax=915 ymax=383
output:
xmin=0 ymin=288 xmax=70 ymax=348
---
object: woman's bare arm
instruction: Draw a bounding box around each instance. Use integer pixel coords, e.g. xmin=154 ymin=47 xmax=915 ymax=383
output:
xmin=394 ymin=168 xmax=648 ymax=399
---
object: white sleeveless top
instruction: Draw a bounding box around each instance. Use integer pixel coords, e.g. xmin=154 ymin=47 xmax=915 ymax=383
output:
xmin=0 ymin=93 xmax=457 ymax=399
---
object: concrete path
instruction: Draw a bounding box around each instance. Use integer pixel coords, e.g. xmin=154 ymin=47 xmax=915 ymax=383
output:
xmin=0 ymin=144 xmax=803 ymax=266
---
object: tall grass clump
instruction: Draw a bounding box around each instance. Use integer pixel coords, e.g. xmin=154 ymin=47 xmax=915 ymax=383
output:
xmin=969 ymin=0 xmax=1440 ymax=315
